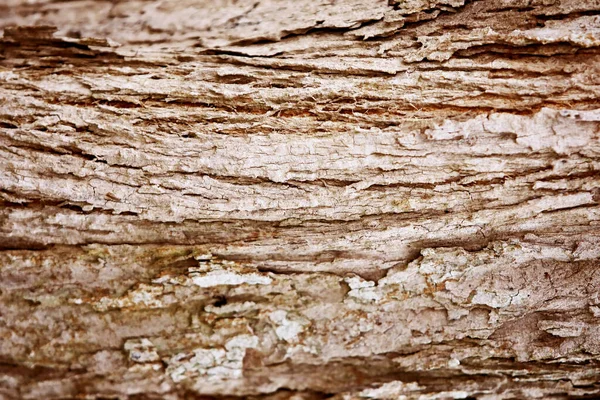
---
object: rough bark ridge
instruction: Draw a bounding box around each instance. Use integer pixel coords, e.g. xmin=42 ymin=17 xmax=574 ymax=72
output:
xmin=1 ymin=0 xmax=600 ymax=399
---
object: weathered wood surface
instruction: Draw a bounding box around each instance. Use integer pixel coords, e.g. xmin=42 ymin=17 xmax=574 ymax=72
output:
xmin=1 ymin=0 xmax=600 ymax=399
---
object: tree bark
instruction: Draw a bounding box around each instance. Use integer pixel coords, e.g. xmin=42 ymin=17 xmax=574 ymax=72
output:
xmin=1 ymin=0 xmax=600 ymax=398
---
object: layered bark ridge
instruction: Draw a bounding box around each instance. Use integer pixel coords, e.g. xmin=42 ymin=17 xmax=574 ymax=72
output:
xmin=1 ymin=0 xmax=600 ymax=399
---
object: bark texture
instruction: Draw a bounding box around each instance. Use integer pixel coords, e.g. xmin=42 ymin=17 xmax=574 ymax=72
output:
xmin=1 ymin=0 xmax=600 ymax=399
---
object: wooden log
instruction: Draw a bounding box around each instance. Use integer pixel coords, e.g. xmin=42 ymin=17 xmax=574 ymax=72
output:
xmin=1 ymin=1 xmax=600 ymax=398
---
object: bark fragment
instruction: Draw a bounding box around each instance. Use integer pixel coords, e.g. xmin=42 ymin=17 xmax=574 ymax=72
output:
xmin=1 ymin=0 xmax=600 ymax=399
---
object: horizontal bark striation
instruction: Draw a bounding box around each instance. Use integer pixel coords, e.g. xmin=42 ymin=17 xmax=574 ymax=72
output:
xmin=1 ymin=0 xmax=600 ymax=399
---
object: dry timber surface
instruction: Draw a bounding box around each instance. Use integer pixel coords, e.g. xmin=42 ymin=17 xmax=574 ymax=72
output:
xmin=1 ymin=0 xmax=600 ymax=399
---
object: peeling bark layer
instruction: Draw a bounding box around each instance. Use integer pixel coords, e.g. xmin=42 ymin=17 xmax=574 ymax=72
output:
xmin=1 ymin=1 xmax=600 ymax=399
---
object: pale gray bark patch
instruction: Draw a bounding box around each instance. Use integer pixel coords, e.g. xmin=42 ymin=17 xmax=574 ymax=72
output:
xmin=1 ymin=0 xmax=600 ymax=399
